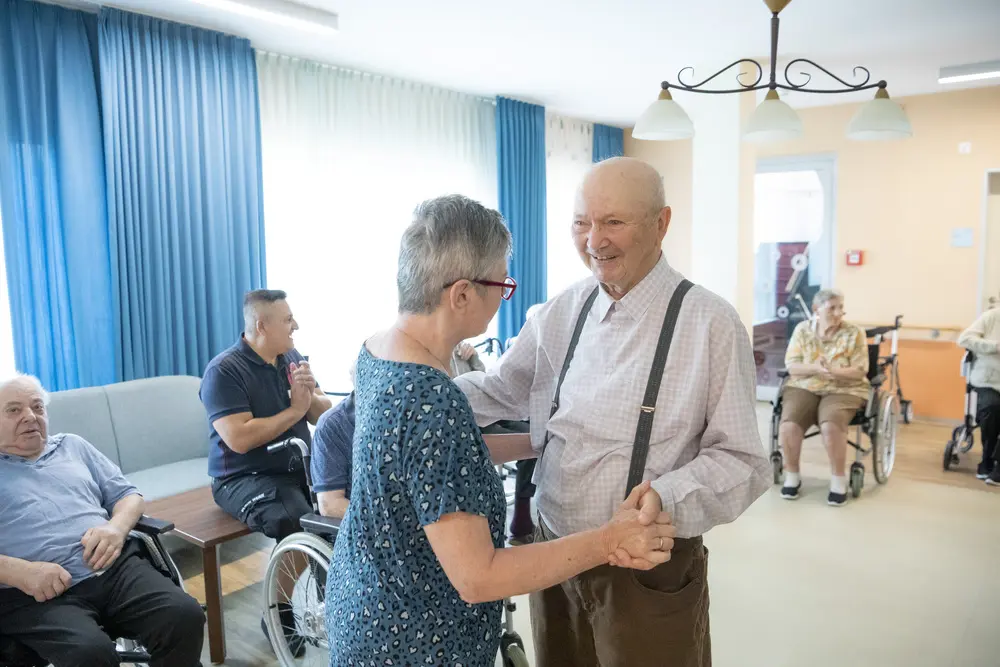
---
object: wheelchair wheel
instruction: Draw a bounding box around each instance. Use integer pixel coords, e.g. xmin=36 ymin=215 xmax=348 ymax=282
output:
xmin=943 ymin=440 xmax=957 ymax=471
xmin=264 ymin=532 xmax=333 ymax=667
xmin=958 ymin=426 xmax=975 ymax=454
xmin=500 ymin=632 xmax=529 ymax=667
xmin=770 ymin=452 xmax=783 ymax=485
xmin=900 ymin=399 xmax=913 ymax=424
xmin=503 ymin=643 xmax=529 ymax=667
xmin=849 ymin=463 xmax=865 ymax=498
xmin=873 ymin=394 xmax=899 ymax=484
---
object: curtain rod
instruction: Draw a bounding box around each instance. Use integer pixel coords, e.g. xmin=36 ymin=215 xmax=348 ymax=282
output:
xmin=256 ymin=49 xmax=496 ymax=106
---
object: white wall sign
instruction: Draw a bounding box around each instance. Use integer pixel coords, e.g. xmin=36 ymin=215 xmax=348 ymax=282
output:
xmin=951 ymin=227 xmax=974 ymax=248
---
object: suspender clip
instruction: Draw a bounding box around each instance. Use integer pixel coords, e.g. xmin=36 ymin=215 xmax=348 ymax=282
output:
xmin=640 ymin=405 xmax=655 ymax=414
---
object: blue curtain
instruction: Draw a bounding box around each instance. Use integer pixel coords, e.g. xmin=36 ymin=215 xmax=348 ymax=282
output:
xmin=0 ymin=0 xmax=117 ymax=390
xmin=98 ymin=8 xmax=266 ymax=380
xmin=593 ymin=123 xmax=624 ymax=162
xmin=496 ymin=97 xmax=546 ymax=344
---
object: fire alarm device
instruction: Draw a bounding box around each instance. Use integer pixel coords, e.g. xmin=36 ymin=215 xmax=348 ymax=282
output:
xmin=846 ymin=250 xmax=863 ymax=266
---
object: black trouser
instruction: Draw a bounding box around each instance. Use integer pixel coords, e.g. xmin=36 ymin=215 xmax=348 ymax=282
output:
xmin=515 ymin=459 xmax=537 ymax=500
xmin=212 ymin=471 xmax=312 ymax=540
xmin=976 ymin=387 xmax=1000 ymax=465
xmin=0 ymin=542 xmax=204 ymax=667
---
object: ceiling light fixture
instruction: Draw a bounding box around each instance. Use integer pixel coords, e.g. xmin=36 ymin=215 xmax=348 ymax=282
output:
xmin=187 ymin=0 xmax=339 ymax=36
xmin=633 ymin=0 xmax=912 ymax=143
xmin=938 ymin=60 xmax=1000 ymax=85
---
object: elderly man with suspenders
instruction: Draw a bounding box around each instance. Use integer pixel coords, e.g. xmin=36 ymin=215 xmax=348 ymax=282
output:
xmin=454 ymin=157 xmax=769 ymax=667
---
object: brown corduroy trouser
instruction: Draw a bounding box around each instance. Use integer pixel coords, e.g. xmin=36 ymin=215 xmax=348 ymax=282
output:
xmin=529 ymin=518 xmax=711 ymax=667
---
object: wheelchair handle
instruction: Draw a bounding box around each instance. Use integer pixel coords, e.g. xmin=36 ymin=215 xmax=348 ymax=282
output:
xmin=267 ymin=437 xmax=309 ymax=458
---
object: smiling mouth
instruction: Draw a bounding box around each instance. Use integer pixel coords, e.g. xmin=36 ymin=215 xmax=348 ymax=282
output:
xmin=591 ymin=255 xmax=619 ymax=264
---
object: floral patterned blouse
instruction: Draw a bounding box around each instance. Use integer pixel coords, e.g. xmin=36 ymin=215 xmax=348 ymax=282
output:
xmin=784 ymin=320 xmax=871 ymax=400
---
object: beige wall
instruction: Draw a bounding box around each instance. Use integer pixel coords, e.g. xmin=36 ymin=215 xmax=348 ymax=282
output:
xmin=626 ymin=85 xmax=1000 ymax=329
xmin=623 ymin=130 xmax=693 ymax=277
xmin=755 ymin=86 xmax=1000 ymax=329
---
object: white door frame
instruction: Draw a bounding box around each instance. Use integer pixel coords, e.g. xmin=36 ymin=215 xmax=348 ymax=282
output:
xmin=978 ymin=168 xmax=1000 ymax=315
xmin=753 ymin=154 xmax=838 ymax=402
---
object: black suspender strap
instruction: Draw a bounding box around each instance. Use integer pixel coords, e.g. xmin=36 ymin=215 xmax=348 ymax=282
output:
xmin=624 ymin=278 xmax=694 ymax=498
xmin=541 ymin=279 xmax=694 ymax=500
xmin=549 ymin=286 xmax=600 ymax=422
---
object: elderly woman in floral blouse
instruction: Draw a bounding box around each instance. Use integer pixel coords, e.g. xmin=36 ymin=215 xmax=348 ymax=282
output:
xmin=779 ymin=288 xmax=870 ymax=506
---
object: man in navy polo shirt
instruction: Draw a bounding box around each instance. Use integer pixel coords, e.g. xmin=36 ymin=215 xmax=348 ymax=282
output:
xmin=199 ymin=289 xmax=332 ymax=655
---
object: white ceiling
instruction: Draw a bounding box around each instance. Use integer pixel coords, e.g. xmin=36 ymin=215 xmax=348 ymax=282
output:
xmin=71 ymin=0 xmax=1000 ymax=126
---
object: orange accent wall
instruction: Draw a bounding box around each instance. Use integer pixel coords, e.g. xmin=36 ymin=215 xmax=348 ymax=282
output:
xmin=890 ymin=340 xmax=966 ymax=421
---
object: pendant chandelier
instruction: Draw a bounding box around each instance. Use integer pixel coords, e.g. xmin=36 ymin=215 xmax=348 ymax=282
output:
xmin=633 ymin=0 xmax=913 ymax=143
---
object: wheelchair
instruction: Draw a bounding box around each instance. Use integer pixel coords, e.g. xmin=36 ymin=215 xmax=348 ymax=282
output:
xmin=262 ymin=432 xmax=531 ymax=667
xmin=259 ymin=437 xmax=340 ymax=666
xmin=943 ymin=351 xmax=979 ymax=470
xmin=768 ymin=325 xmax=902 ymax=498
xmin=0 ymin=516 xmax=188 ymax=667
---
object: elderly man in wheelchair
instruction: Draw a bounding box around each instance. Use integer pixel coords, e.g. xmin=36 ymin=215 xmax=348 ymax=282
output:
xmin=769 ymin=289 xmax=899 ymax=505
xmin=0 ymin=375 xmax=205 ymax=667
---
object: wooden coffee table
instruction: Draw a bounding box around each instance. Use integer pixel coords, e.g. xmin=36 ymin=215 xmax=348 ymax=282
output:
xmin=146 ymin=486 xmax=251 ymax=664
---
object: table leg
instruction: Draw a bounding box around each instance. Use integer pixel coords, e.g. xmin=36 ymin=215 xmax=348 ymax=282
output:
xmin=203 ymin=545 xmax=226 ymax=664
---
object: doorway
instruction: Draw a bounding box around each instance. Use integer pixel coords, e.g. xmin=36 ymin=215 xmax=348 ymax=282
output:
xmin=752 ymin=155 xmax=837 ymax=401
xmin=980 ymin=170 xmax=1000 ymax=314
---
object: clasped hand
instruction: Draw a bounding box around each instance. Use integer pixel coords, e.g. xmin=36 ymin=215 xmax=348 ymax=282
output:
xmin=602 ymin=481 xmax=677 ymax=570
xmin=289 ymin=361 xmax=316 ymax=414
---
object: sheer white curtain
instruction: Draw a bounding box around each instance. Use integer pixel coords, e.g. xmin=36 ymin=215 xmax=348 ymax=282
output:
xmin=257 ymin=53 xmax=497 ymax=390
xmin=545 ymin=114 xmax=593 ymax=299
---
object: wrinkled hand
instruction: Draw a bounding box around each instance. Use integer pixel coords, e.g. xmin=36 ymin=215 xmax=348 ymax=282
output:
xmin=455 ymin=342 xmax=476 ymax=361
xmin=81 ymin=523 xmax=127 ymax=571
xmin=17 ymin=562 xmax=72 ymax=602
xmin=811 ymin=360 xmax=833 ymax=380
xmin=602 ymin=481 xmax=676 ymax=571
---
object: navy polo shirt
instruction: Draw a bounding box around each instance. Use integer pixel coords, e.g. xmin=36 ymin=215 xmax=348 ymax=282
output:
xmin=200 ymin=336 xmax=313 ymax=480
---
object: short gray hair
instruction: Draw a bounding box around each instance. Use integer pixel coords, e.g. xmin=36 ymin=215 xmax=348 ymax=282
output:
xmin=813 ymin=288 xmax=844 ymax=310
xmin=0 ymin=374 xmax=50 ymax=406
xmin=244 ymin=289 xmax=287 ymax=334
xmin=397 ymin=195 xmax=512 ymax=314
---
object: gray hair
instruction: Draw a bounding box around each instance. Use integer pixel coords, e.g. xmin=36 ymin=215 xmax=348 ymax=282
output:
xmin=397 ymin=195 xmax=512 ymax=314
xmin=813 ymin=288 xmax=844 ymax=310
xmin=0 ymin=374 xmax=50 ymax=406
xmin=244 ymin=289 xmax=287 ymax=334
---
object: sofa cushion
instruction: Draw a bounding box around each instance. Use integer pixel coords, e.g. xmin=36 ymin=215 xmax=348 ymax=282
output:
xmin=46 ymin=386 xmax=121 ymax=466
xmin=127 ymin=457 xmax=211 ymax=501
xmin=104 ymin=376 xmax=210 ymax=474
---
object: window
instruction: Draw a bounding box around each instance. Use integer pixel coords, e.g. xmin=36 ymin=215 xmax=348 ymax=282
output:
xmin=257 ymin=56 xmax=497 ymax=389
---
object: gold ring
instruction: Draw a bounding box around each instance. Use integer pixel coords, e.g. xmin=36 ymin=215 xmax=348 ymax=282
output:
xmin=657 ymin=537 xmax=663 ymax=550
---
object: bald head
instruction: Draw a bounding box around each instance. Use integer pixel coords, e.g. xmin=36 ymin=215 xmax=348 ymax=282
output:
xmin=577 ymin=157 xmax=665 ymax=221
xmin=571 ymin=157 xmax=671 ymax=299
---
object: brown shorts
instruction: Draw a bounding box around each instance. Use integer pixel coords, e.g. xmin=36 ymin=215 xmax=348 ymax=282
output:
xmin=780 ymin=386 xmax=865 ymax=431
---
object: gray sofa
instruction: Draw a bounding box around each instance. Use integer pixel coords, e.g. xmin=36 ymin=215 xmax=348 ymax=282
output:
xmin=47 ymin=375 xmax=211 ymax=501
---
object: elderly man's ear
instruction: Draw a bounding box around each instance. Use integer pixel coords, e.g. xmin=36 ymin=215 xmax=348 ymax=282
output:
xmin=657 ymin=206 xmax=672 ymax=235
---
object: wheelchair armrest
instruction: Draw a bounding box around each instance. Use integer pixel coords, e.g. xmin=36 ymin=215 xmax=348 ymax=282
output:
xmin=300 ymin=512 xmax=341 ymax=538
xmin=134 ymin=515 xmax=174 ymax=535
xmin=777 ymin=369 xmax=789 ymax=379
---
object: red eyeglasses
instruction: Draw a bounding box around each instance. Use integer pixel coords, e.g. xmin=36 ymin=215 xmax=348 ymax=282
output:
xmin=443 ymin=276 xmax=518 ymax=301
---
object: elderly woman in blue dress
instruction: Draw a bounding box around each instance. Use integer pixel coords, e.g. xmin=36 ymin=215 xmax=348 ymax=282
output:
xmin=325 ymin=195 xmax=676 ymax=666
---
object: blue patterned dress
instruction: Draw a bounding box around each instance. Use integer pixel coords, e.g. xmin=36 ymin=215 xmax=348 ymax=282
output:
xmin=326 ymin=346 xmax=507 ymax=667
